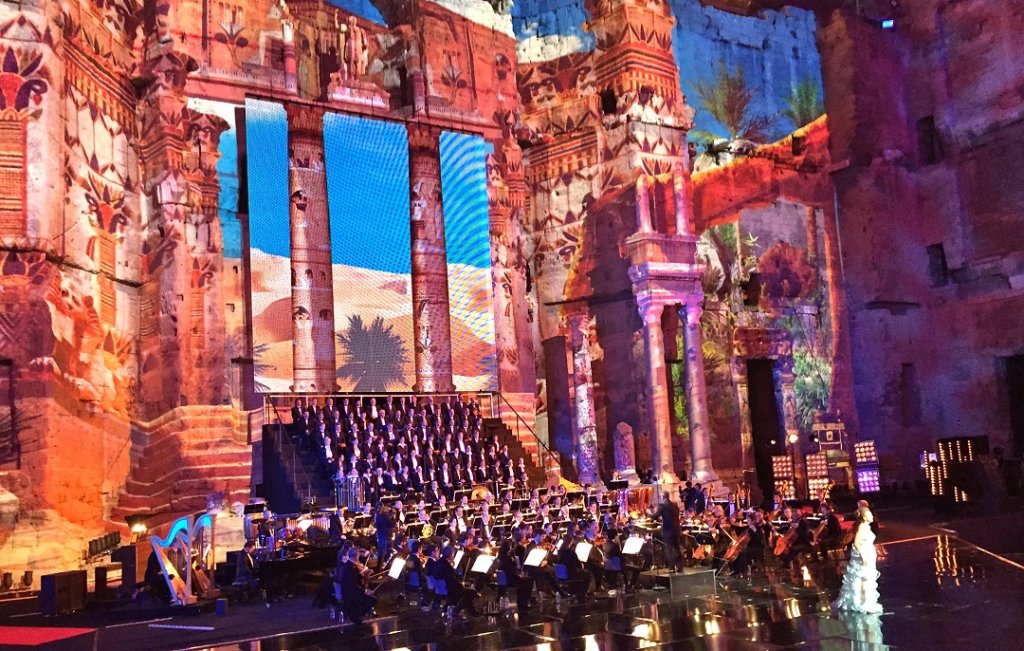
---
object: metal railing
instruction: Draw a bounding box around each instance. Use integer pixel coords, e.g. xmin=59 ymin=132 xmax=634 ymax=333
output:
xmin=268 ymin=401 xmax=318 ymax=505
xmin=495 ymin=392 xmax=560 ymax=477
xmin=262 ymin=391 xmax=499 ymax=424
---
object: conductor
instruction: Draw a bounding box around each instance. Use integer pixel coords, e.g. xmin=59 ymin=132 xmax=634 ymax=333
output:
xmin=653 ymin=492 xmax=683 ymax=571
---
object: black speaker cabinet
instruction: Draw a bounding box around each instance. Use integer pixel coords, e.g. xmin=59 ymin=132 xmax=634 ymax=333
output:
xmin=40 ymin=570 xmax=87 ymax=615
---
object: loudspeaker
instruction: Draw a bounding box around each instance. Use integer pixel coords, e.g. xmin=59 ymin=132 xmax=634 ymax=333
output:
xmin=40 ymin=570 xmax=87 ymax=615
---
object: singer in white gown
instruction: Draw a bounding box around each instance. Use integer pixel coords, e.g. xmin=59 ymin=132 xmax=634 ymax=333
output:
xmin=833 ymin=507 xmax=883 ymax=614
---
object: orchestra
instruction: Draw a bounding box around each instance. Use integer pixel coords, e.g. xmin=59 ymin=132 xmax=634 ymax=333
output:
xmin=237 ymin=472 xmax=856 ymax=623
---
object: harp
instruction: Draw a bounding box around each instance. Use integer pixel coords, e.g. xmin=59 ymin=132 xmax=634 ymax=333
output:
xmin=149 ymin=513 xmax=217 ymax=606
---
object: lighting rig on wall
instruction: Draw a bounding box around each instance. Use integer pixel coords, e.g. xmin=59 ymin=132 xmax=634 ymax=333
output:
xmin=853 ymin=440 xmax=880 ymax=493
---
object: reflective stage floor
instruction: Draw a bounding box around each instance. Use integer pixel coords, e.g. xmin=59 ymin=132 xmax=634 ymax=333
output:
xmin=10 ymin=531 xmax=1020 ymax=651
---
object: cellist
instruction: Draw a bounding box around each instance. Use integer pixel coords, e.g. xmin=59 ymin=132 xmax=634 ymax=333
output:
xmin=727 ymin=509 xmax=768 ymax=577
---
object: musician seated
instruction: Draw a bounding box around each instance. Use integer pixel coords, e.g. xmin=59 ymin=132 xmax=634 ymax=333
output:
xmin=496 ymin=540 xmax=533 ymax=610
xmin=233 ymin=541 xmax=260 ymax=599
xmin=779 ymin=512 xmax=815 ymax=569
xmin=431 ymin=546 xmax=478 ymax=616
xmin=581 ymin=520 xmax=606 ymax=591
xmin=523 ymin=532 xmax=562 ymax=597
xmin=555 ymin=527 xmax=591 ymax=603
xmin=336 ymin=545 xmax=376 ymax=625
xmin=405 ymin=540 xmax=428 ymax=601
xmin=816 ymin=503 xmax=843 ymax=559
xmin=728 ymin=509 xmax=768 ymax=577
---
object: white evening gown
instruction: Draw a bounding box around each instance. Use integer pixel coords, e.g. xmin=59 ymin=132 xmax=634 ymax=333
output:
xmin=833 ymin=522 xmax=883 ymax=614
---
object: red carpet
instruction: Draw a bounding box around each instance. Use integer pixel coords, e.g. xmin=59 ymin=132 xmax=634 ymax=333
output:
xmin=0 ymin=626 xmax=96 ymax=646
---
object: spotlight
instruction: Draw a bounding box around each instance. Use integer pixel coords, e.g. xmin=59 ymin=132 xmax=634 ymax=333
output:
xmin=787 ymin=433 xmax=799 ymax=445
xmin=881 ymin=19 xmax=895 ymax=29
xmin=125 ymin=514 xmax=150 ymax=542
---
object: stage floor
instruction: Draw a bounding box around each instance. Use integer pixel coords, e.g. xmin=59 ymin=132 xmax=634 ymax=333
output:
xmin=3 ymin=532 xmax=1023 ymax=650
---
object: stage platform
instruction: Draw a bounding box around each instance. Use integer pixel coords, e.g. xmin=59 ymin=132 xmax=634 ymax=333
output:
xmin=2 ymin=533 xmax=1022 ymax=650
xmin=641 ymin=566 xmax=717 ymax=596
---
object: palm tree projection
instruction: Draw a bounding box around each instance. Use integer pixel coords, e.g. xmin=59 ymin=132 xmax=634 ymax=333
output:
xmin=783 ymin=76 xmax=824 ymax=130
xmin=692 ymin=61 xmax=776 ymax=143
xmin=336 ymin=315 xmax=409 ymax=392
xmin=251 ymin=342 xmax=273 ymax=393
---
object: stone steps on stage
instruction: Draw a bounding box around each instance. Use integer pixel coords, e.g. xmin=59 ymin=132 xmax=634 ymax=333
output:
xmin=112 ymin=406 xmax=253 ymax=521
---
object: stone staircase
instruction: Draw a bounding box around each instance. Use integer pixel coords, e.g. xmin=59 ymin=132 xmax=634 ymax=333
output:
xmin=481 ymin=417 xmax=549 ymax=486
xmin=113 ymin=406 xmax=252 ymax=520
xmin=261 ymin=424 xmax=335 ymax=513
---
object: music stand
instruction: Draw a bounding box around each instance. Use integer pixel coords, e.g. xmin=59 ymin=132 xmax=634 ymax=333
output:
xmin=575 ymin=542 xmax=593 ymax=563
xmin=622 ymin=537 xmax=645 ymax=556
xmin=524 ymin=548 xmax=548 ymax=568
xmin=387 ymin=556 xmax=407 ymax=580
xmin=607 ymin=480 xmax=628 ymax=491
xmin=470 ymin=554 xmax=496 ymax=575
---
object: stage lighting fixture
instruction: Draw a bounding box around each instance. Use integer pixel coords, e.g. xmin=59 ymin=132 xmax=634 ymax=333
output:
xmin=787 ymin=432 xmax=799 ymax=445
xmin=125 ymin=514 xmax=150 ymax=542
xmin=881 ymin=19 xmax=895 ymax=29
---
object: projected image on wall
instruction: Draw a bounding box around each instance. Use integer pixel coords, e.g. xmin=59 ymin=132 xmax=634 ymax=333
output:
xmin=324 ymin=114 xmax=414 ymax=392
xmin=245 ymin=100 xmax=498 ymax=393
xmin=440 ymin=131 xmax=497 ymax=392
xmin=245 ymin=99 xmax=293 ymax=392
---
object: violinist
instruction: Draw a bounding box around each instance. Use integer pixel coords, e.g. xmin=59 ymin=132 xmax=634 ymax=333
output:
xmin=524 ymin=531 xmax=562 ymax=597
xmin=581 ymin=520 xmax=606 ymax=591
xmin=337 ymin=545 xmax=376 ymax=624
xmin=555 ymin=525 xmax=591 ymax=603
xmin=431 ymin=546 xmax=478 ymax=616
xmin=498 ymin=540 xmax=533 ymax=611
xmin=727 ymin=509 xmax=768 ymax=576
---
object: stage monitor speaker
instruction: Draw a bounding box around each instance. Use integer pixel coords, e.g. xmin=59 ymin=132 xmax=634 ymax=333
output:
xmin=40 ymin=570 xmax=87 ymax=615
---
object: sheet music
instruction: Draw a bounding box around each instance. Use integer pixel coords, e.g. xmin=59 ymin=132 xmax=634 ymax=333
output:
xmin=622 ymin=536 xmax=645 ymax=555
xmin=387 ymin=556 xmax=406 ymax=579
xmin=524 ymin=547 xmax=547 ymax=567
xmin=470 ymin=554 xmax=495 ymax=573
xmin=575 ymin=542 xmax=593 ymax=563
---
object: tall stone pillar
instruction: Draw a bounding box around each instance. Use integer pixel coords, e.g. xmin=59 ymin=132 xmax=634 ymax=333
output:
xmin=408 ymin=125 xmax=455 ymax=392
xmin=569 ymin=314 xmax=600 ymax=485
xmin=281 ymin=17 xmax=298 ymax=95
xmin=733 ymin=361 xmax=754 ymax=472
xmin=286 ymin=105 xmax=336 ymax=392
xmin=680 ymin=301 xmax=716 ymax=483
xmin=137 ymin=46 xmax=196 ymax=417
xmin=636 ymin=176 xmax=653 ymax=232
xmin=776 ymin=361 xmax=805 ymax=498
xmin=637 ymin=297 xmax=678 ymax=486
xmin=184 ymin=110 xmax=230 ymax=405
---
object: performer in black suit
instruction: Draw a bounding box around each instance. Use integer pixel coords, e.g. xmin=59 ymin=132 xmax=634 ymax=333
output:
xmin=431 ymin=546 xmax=477 ymax=615
xmin=336 ymin=546 xmax=376 ymax=624
xmin=653 ymin=493 xmax=683 ymax=571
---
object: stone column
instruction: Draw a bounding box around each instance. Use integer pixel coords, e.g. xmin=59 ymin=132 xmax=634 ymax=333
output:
xmin=635 ymin=176 xmax=653 ymax=233
xmin=637 ymin=297 xmax=678 ymax=486
xmin=137 ymin=47 xmax=195 ymax=417
xmin=672 ymin=161 xmax=692 ymax=235
xmin=613 ymin=422 xmax=640 ymax=486
xmin=408 ymin=125 xmax=455 ymax=392
xmin=680 ymin=301 xmax=716 ymax=483
xmin=733 ymin=360 xmax=754 ymax=471
xmin=776 ymin=362 xmax=804 ymax=498
xmin=286 ymin=104 xmax=336 ymax=392
xmin=281 ymin=17 xmax=298 ymax=95
xmin=569 ymin=314 xmax=600 ymax=485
